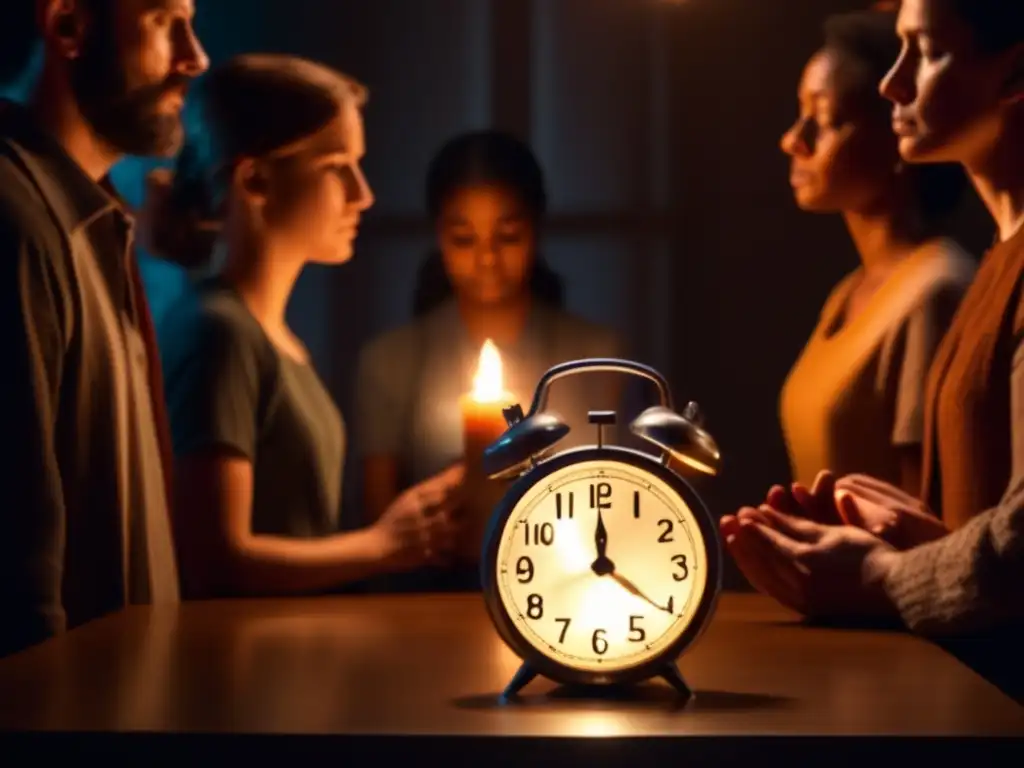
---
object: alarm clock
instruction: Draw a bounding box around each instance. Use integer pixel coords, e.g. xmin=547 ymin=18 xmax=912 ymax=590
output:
xmin=479 ymin=358 xmax=722 ymax=701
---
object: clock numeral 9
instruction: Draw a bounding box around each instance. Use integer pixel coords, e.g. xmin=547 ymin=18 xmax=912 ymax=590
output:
xmin=628 ymin=615 xmax=645 ymax=642
xmin=591 ymin=628 xmax=608 ymax=655
xmin=524 ymin=522 xmax=554 ymax=547
xmin=672 ymin=554 xmax=689 ymax=580
xmin=657 ymin=519 xmax=674 ymax=542
xmin=526 ymin=594 xmax=543 ymax=620
xmin=516 ymin=556 xmax=534 ymax=583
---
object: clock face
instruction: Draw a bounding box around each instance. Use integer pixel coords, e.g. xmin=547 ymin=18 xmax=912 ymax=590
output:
xmin=494 ymin=458 xmax=711 ymax=674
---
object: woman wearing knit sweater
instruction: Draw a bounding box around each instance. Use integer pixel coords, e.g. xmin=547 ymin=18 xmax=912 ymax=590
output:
xmin=723 ymin=0 xmax=1023 ymax=657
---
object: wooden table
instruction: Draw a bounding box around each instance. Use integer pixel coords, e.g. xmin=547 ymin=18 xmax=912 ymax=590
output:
xmin=0 ymin=593 xmax=1020 ymax=764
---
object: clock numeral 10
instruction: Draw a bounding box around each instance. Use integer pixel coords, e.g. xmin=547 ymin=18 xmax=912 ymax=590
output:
xmin=523 ymin=521 xmax=554 ymax=546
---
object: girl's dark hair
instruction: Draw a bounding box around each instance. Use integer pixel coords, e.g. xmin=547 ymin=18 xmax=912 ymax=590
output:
xmin=412 ymin=129 xmax=565 ymax=316
xmin=145 ymin=53 xmax=367 ymax=269
xmin=823 ymin=10 xmax=968 ymax=224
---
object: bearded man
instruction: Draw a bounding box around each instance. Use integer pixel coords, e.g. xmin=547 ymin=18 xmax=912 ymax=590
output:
xmin=0 ymin=0 xmax=207 ymax=657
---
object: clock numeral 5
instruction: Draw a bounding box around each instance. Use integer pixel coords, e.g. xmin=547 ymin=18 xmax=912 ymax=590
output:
xmin=628 ymin=615 xmax=646 ymax=642
xmin=672 ymin=554 xmax=689 ymax=580
xmin=516 ymin=556 xmax=534 ymax=583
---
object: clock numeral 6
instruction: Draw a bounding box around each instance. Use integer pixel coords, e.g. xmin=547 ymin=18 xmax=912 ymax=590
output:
xmin=516 ymin=556 xmax=534 ymax=584
xmin=629 ymin=615 xmax=646 ymax=642
xmin=672 ymin=554 xmax=689 ymax=580
xmin=591 ymin=628 xmax=608 ymax=655
xmin=526 ymin=594 xmax=543 ymax=619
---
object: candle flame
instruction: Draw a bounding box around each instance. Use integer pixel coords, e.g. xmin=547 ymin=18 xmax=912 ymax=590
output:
xmin=472 ymin=339 xmax=505 ymax=402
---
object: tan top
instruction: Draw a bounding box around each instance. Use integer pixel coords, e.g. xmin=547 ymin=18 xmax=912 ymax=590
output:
xmin=779 ymin=239 xmax=975 ymax=488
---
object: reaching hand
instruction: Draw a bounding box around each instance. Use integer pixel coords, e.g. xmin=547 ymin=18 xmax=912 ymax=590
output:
xmin=720 ymin=507 xmax=900 ymax=622
xmin=832 ymin=474 xmax=949 ymax=550
xmin=764 ymin=470 xmax=843 ymax=525
xmin=375 ymin=467 xmax=465 ymax=570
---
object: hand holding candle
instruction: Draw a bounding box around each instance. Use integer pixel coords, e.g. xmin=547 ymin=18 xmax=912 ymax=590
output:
xmin=458 ymin=339 xmax=514 ymax=562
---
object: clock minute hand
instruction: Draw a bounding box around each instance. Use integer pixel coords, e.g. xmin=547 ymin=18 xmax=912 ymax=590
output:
xmin=610 ymin=571 xmax=671 ymax=614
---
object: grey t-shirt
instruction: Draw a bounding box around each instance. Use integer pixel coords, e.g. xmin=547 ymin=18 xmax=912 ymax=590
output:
xmin=354 ymin=298 xmax=625 ymax=490
xmin=160 ymin=279 xmax=345 ymax=538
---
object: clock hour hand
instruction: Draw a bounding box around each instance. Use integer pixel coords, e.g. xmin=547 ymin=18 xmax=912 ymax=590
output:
xmin=590 ymin=509 xmax=615 ymax=576
xmin=610 ymin=571 xmax=672 ymax=614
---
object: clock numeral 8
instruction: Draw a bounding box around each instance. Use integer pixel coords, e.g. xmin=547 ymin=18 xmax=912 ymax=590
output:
xmin=591 ymin=628 xmax=608 ymax=655
xmin=526 ymin=593 xmax=543 ymax=619
xmin=516 ymin=556 xmax=534 ymax=583
xmin=672 ymin=554 xmax=689 ymax=580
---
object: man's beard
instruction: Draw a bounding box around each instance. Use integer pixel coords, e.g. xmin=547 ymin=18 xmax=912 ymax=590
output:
xmin=70 ymin=26 xmax=189 ymax=157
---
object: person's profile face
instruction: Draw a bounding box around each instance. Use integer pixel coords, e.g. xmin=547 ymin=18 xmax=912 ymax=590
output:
xmin=437 ymin=184 xmax=536 ymax=306
xmin=880 ymin=0 xmax=1020 ymax=164
xmin=260 ymin=102 xmax=374 ymax=266
xmin=779 ymin=49 xmax=899 ymax=214
xmin=71 ymin=0 xmax=208 ymax=157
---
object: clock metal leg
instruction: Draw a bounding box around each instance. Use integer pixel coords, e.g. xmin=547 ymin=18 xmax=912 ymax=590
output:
xmin=501 ymin=663 xmax=538 ymax=700
xmin=660 ymin=663 xmax=693 ymax=701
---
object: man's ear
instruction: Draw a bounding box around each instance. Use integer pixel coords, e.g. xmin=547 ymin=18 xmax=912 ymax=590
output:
xmin=234 ymin=158 xmax=270 ymax=206
xmin=40 ymin=0 xmax=87 ymax=60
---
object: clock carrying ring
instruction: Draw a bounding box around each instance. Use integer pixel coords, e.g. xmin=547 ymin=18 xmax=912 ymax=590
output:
xmin=482 ymin=358 xmax=722 ymax=481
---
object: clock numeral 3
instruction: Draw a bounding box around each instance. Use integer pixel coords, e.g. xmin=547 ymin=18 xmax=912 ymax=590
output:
xmin=524 ymin=522 xmax=555 ymax=547
xmin=628 ymin=615 xmax=646 ymax=642
xmin=555 ymin=617 xmax=571 ymax=643
xmin=526 ymin=594 xmax=544 ymax=619
xmin=657 ymin=519 xmax=674 ymax=542
xmin=591 ymin=628 xmax=608 ymax=655
xmin=516 ymin=556 xmax=534 ymax=584
xmin=672 ymin=554 xmax=689 ymax=581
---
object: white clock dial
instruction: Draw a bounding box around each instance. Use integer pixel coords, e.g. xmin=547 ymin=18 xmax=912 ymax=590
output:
xmin=495 ymin=459 xmax=709 ymax=674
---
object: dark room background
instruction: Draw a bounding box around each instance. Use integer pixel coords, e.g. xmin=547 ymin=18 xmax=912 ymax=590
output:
xmin=110 ymin=0 xmax=993 ymax=586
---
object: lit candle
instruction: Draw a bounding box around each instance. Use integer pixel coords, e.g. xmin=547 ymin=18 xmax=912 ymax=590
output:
xmin=458 ymin=339 xmax=514 ymax=562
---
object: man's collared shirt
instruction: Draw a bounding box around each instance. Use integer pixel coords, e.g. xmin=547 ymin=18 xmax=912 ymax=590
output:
xmin=0 ymin=99 xmax=178 ymax=658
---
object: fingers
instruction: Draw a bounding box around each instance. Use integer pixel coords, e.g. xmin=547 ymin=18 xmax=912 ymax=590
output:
xmin=835 ymin=474 xmax=920 ymax=507
xmin=753 ymin=506 xmax=823 ymax=543
xmin=792 ymin=480 xmax=843 ymax=525
xmin=835 ymin=490 xmax=878 ymax=533
xmin=725 ymin=520 xmax=807 ymax=613
xmin=766 ymin=484 xmax=797 ymax=515
xmin=810 ymin=469 xmax=836 ymax=499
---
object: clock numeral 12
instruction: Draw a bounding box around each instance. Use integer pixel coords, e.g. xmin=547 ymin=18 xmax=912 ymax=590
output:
xmin=589 ymin=482 xmax=612 ymax=510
